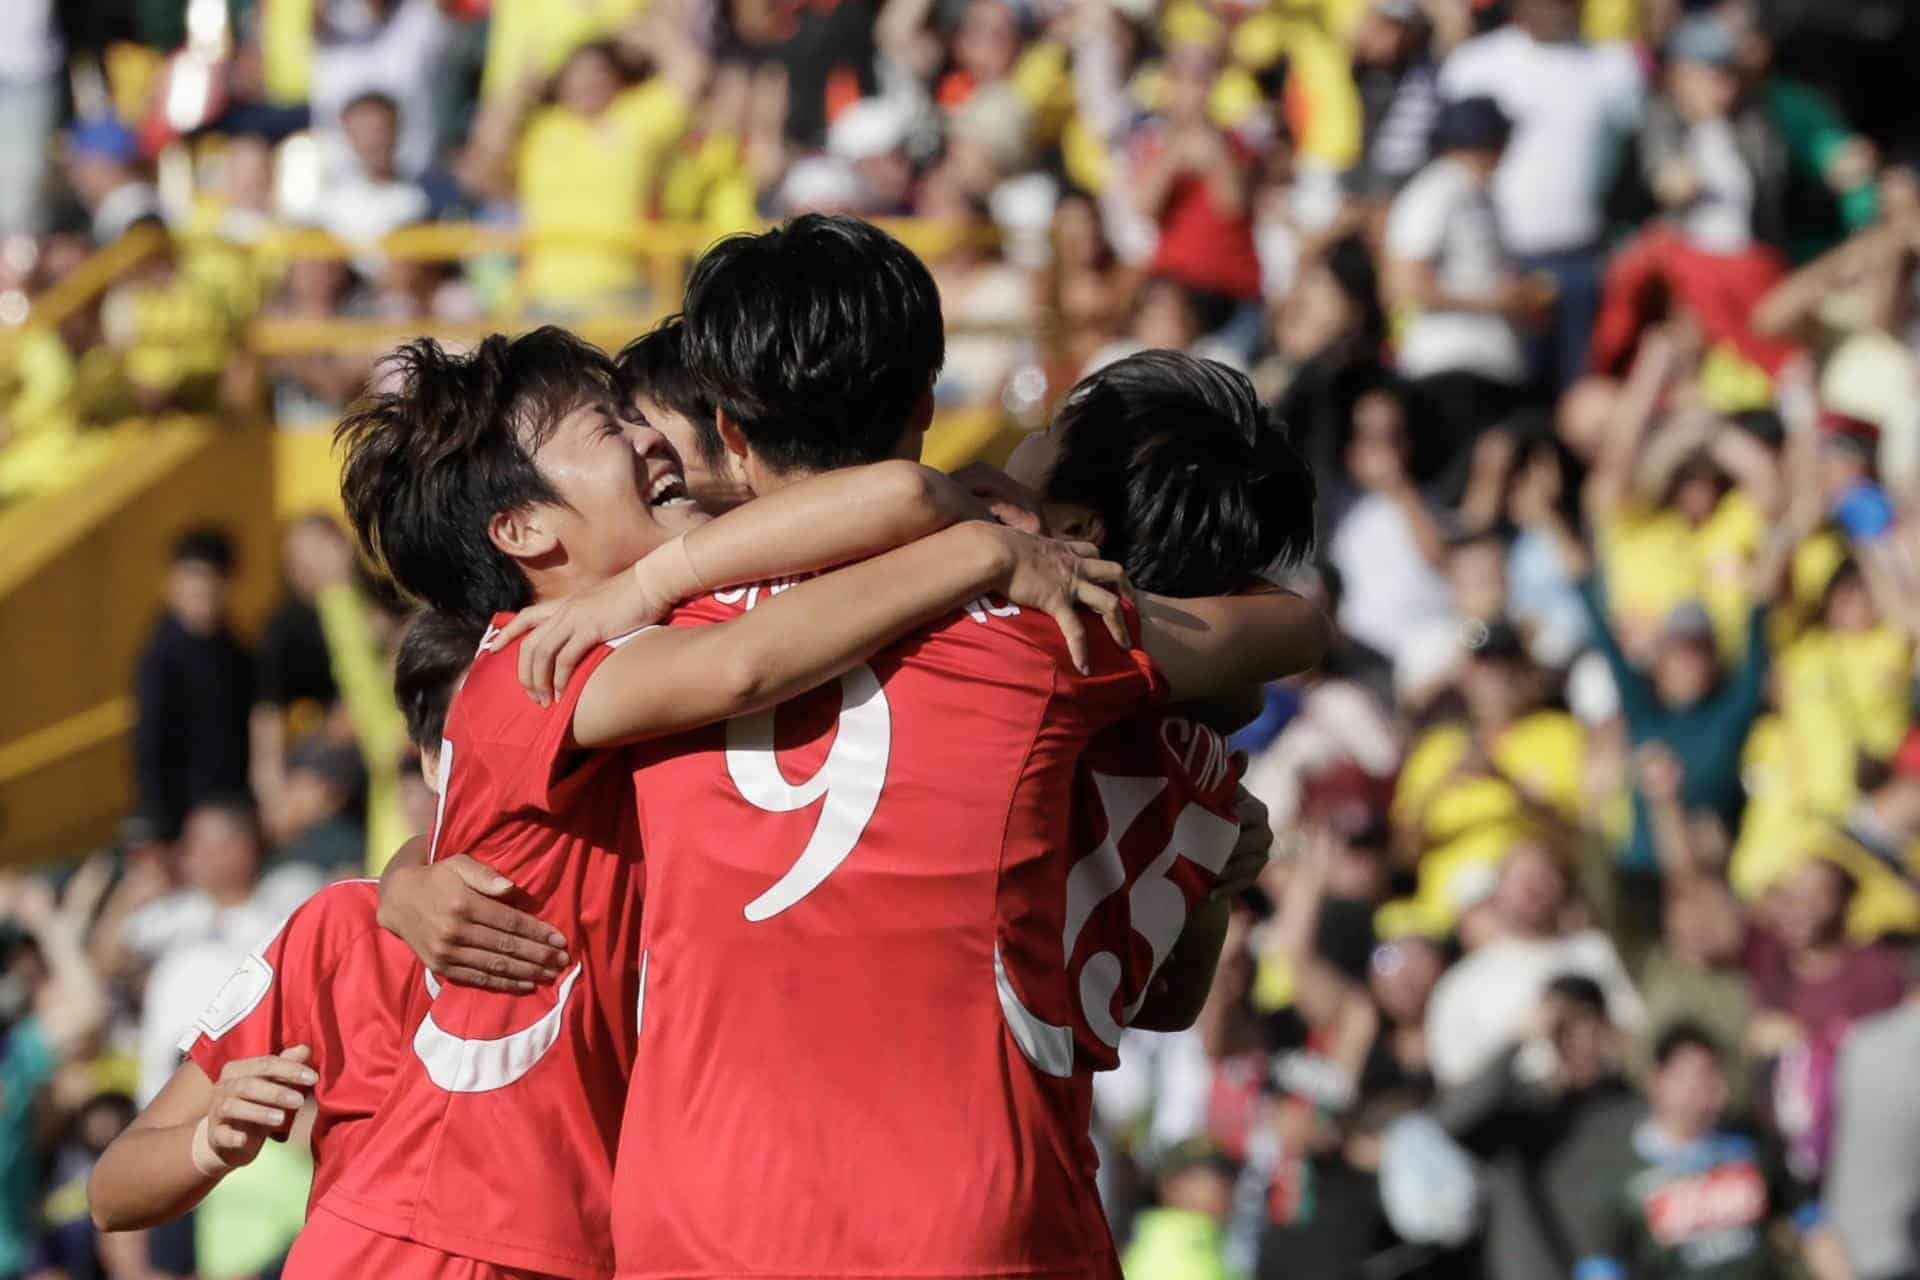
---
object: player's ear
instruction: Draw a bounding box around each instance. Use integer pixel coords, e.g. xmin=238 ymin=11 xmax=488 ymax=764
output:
xmin=1048 ymin=502 xmax=1105 ymax=549
xmin=715 ymin=410 xmax=751 ymax=462
xmin=488 ymin=505 xmax=559 ymax=565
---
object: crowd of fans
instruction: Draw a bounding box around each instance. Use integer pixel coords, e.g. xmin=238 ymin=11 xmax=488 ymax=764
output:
xmin=1 ymin=0 xmax=1919 ymax=1277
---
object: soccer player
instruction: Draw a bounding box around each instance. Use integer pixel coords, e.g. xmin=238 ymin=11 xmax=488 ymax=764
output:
xmin=993 ymin=351 xmax=1320 ymax=1249
xmin=88 ymin=609 xmax=482 ymax=1240
xmin=486 ymin=216 xmax=1329 ymax=1278
xmin=317 ymin=326 xmax=1124 ymax=1280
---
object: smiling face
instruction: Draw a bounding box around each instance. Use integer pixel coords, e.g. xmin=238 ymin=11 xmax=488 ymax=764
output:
xmin=519 ymin=402 xmax=708 ymax=585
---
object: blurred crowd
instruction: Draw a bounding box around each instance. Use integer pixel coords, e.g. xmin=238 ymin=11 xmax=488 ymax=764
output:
xmin=1 ymin=0 xmax=1919 ymax=1278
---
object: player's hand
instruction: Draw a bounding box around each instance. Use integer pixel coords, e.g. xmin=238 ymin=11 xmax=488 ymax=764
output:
xmin=494 ymin=567 xmax=672 ymax=708
xmin=986 ymin=526 xmax=1131 ymax=674
xmin=378 ymin=856 xmax=569 ymax=994
xmin=199 ymin=1047 xmax=319 ymax=1173
xmin=949 ymin=462 xmax=1048 ymax=535
xmin=1211 ymin=783 xmax=1273 ymax=904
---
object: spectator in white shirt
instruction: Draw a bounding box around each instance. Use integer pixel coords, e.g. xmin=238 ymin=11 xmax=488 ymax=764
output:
xmin=0 ymin=0 xmax=61 ymax=236
xmin=308 ymin=0 xmax=454 ymax=183
xmin=1425 ymin=840 xmax=1644 ymax=1090
xmin=1328 ymin=385 xmax=1456 ymax=663
xmin=1385 ymin=96 xmax=1548 ymax=473
xmin=116 ymin=797 xmax=321 ymax=1104
xmin=1441 ymin=0 xmax=1644 ymax=390
xmin=315 ymin=92 xmax=435 ymax=248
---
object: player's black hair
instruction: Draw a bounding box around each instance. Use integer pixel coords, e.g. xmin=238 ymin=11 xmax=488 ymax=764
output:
xmin=1543 ymin=973 xmax=1609 ymax=1019
xmin=1044 ymin=351 xmax=1317 ymax=598
xmin=617 ymin=316 xmax=722 ymax=469
xmin=335 ymin=328 xmax=619 ymax=625
xmin=171 ymin=526 xmax=236 ymax=574
xmin=1652 ymin=1020 xmax=1725 ymax=1070
xmin=680 ymin=214 xmax=945 ymax=473
xmin=394 ymin=610 xmax=486 ymax=752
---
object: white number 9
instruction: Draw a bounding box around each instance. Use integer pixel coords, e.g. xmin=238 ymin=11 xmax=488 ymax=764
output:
xmin=727 ymin=664 xmax=893 ymax=922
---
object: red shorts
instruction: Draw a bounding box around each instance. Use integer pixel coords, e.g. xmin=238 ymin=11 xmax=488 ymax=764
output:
xmin=284 ymin=1205 xmax=567 ymax=1280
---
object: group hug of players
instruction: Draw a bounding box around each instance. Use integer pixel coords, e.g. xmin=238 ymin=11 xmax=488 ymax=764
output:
xmin=84 ymin=215 xmax=1331 ymax=1279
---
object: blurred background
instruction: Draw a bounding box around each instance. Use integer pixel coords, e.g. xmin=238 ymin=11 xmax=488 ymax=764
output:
xmin=2 ymin=0 xmax=1920 ymax=1276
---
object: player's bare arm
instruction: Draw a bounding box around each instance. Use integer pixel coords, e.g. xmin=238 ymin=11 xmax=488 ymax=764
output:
xmin=1137 ymin=588 xmax=1332 ymax=702
xmin=89 ymin=1047 xmax=318 ymax=1232
xmin=385 ymin=523 xmax=1126 ymax=987
xmin=495 ymin=458 xmax=995 ymax=703
xmin=569 ymin=521 xmax=1129 ymax=748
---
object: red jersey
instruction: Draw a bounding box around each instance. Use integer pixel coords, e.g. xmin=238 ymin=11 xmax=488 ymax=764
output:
xmin=180 ymin=880 xmax=412 ymax=1213
xmin=1047 ymin=718 xmax=1245 ymax=1217
xmin=613 ymin=584 xmax=1164 ymax=1279
xmin=320 ymin=619 xmax=643 ymax=1280
xmin=1056 ymin=717 xmax=1244 ymax=1075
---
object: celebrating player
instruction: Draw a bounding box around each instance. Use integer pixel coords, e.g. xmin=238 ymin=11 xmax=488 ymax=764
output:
xmin=309 ymin=325 xmax=1124 ymax=1280
xmin=466 ymin=216 xmax=1328 ymax=1278
xmin=87 ymin=610 xmax=482 ymax=1240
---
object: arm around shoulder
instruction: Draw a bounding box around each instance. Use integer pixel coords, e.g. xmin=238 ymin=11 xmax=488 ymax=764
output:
xmin=1137 ymin=590 xmax=1331 ymax=704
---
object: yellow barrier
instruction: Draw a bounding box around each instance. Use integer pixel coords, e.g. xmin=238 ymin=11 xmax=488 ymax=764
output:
xmin=0 ymin=419 xmax=278 ymax=862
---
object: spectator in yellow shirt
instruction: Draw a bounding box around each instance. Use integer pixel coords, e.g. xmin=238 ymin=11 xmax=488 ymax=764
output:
xmin=480 ymin=0 xmax=650 ymax=103
xmin=462 ymin=14 xmax=707 ymax=317
xmin=1392 ymin=620 xmax=1586 ymax=926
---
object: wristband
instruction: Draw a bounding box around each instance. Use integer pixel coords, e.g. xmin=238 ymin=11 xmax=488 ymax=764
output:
xmin=190 ymin=1116 xmax=231 ymax=1179
xmin=674 ymin=532 xmax=708 ymax=597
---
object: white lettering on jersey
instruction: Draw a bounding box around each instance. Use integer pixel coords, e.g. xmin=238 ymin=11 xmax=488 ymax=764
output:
xmin=1160 ymin=718 xmax=1230 ymax=794
xmin=713 ymin=577 xmax=801 ymax=612
xmin=963 ymin=595 xmax=1022 ymax=624
xmin=729 ymin=663 xmax=893 ymax=922
xmin=1061 ymin=774 xmax=1167 ymax=956
xmin=413 ymin=962 xmax=584 ymax=1093
xmin=1002 ymin=767 xmax=1242 ymax=1074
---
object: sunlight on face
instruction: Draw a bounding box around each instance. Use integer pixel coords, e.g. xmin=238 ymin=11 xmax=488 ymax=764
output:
xmin=529 ymin=403 xmax=707 ymax=580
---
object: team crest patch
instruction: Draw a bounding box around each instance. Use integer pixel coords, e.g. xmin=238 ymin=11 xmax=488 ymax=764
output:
xmin=193 ymin=953 xmax=275 ymax=1042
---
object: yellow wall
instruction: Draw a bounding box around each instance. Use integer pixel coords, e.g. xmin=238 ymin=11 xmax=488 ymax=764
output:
xmin=0 ymin=420 xmax=278 ymax=862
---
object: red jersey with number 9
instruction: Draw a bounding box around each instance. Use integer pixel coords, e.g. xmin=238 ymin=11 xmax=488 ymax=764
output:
xmin=319 ymin=620 xmax=643 ymax=1280
xmin=613 ymin=582 xmax=1164 ymax=1279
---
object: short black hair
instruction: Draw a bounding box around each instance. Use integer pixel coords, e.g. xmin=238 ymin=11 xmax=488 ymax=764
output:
xmin=394 ymin=610 xmax=485 ymax=752
xmin=1652 ymin=1020 xmax=1725 ymax=1070
xmin=617 ymin=316 xmax=721 ymax=468
xmin=1044 ymin=351 xmax=1317 ymax=597
xmin=1543 ymin=973 xmax=1608 ymax=1018
xmin=680 ymin=214 xmax=945 ymax=473
xmin=172 ymin=526 xmax=236 ymax=574
xmin=335 ymin=329 xmax=619 ymax=625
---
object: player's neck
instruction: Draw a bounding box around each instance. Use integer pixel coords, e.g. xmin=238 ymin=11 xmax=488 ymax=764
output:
xmin=525 ymin=561 xmax=610 ymax=608
xmin=746 ymin=461 xmax=828 ymax=498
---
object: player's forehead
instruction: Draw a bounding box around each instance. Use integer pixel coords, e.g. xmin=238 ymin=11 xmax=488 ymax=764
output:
xmin=538 ymin=397 xmax=615 ymax=446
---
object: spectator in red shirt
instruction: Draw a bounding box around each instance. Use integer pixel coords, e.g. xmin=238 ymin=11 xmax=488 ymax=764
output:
xmin=1131 ymin=35 xmax=1263 ymax=353
xmin=1746 ymin=855 xmax=1906 ymax=1182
